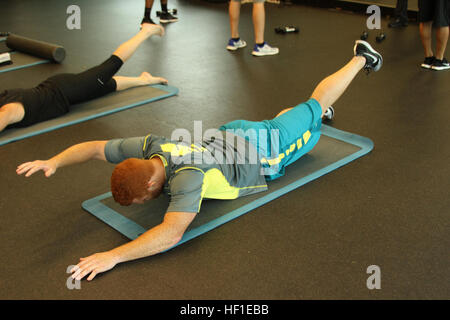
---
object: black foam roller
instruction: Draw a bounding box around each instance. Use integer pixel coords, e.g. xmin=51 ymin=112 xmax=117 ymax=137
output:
xmin=6 ymin=33 xmax=66 ymax=63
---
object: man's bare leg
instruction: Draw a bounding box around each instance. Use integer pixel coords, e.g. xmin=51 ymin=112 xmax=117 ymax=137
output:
xmin=0 ymin=103 xmax=25 ymax=132
xmin=276 ymin=56 xmax=365 ymax=118
xmin=311 ymin=56 xmax=366 ymax=115
xmin=113 ymin=24 xmax=164 ymax=63
xmin=276 ymin=41 xmax=382 ymax=118
xmin=113 ymin=72 xmax=168 ymax=91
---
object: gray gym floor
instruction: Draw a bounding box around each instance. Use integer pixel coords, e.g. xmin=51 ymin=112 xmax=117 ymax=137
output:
xmin=0 ymin=0 xmax=449 ymax=299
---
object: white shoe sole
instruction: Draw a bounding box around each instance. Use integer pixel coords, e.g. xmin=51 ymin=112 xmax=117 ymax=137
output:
xmin=160 ymin=19 xmax=178 ymax=23
xmin=227 ymin=43 xmax=247 ymax=51
xmin=431 ymin=65 xmax=450 ymax=71
xmin=252 ymin=48 xmax=279 ymax=56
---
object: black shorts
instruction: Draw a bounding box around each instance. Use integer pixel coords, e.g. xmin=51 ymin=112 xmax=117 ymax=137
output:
xmin=418 ymin=0 xmax=450 ymax=27
xmin=48 ymin=54 xmax=124 ymax=106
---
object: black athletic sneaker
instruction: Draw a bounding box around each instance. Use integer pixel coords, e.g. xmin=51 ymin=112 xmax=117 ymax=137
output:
xmin=159 ymin=12 xmax=178 ymax=23
xmin=431 ymin=58 xmax=450 ymax=71
xmin=141 ymin=17 xmax=156 ymax=25
xmin=421 ymin=56 xmax=436 ymax=69
xmin=353 ymin=40 xmax=383 ymax=72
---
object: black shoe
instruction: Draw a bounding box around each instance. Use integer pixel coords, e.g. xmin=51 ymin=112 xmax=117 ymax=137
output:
xmin=421 ymin=56 xmax=436 ymax=69
xmin=431 ymin=58 xmax=450 ymax=71
xmin=388 ymin=18 xmax=408 ymax=28
xmin=141 ymin=17 xmax=156 ymax=25
xmin=353 ymin=40 xmax=383 ymax=72
xmin=159 ymin=12 xmax=178 ymax=23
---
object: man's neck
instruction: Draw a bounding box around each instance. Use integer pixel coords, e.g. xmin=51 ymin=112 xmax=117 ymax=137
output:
xmin=149 ymin=157 xmax=166 ymax=183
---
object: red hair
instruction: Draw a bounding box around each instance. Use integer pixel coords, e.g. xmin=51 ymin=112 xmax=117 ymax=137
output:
xmin=110 ymin=158 xmax=154 ymax=206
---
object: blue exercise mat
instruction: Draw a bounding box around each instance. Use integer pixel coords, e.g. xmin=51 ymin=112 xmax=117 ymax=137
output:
xmin=0 ymin=84 xmax=179 ymax=146
xmin=82 ymin=125 xmax=374 ymax=249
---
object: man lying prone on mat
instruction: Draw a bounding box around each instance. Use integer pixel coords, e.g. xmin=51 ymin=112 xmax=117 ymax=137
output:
xmin=0 ymin=24 xmax=167 ymax=133
xmin=17 ymin=40 xmax=382 ymax=281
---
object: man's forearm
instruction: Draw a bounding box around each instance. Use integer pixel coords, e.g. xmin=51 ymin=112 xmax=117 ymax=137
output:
xmin=110 ymin=222 xmax=182 ymax=264
xmin=109 ymin=212 xmax=197 ymax=264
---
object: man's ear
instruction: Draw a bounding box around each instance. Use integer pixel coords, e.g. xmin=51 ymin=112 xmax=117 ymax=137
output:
xmin=147 ymin=180 xmax=155 ymax=191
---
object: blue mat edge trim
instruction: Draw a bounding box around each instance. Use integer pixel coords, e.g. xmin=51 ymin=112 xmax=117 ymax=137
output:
xmin=0 ymin=51 xmax=50 ymax=74
xmin=81 ymin=125 xmax=374 ymax=249
xmin=0 ymin=84 xmax=179 ymax=146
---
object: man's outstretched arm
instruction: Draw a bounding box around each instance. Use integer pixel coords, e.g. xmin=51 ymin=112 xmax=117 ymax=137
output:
xmin=16 ymin=140 xmax=108 ymax=177
xmin=70 ymin=211 xmax=197 ymax=281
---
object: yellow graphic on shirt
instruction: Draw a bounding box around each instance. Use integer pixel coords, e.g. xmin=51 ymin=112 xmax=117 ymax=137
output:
xmin=161 ymin=143 xmax=207 ymax=157
xmin=175 ymin=167 xmax=267 ymax=203
xmin=261 ymin=129 xmax=312 ymax=167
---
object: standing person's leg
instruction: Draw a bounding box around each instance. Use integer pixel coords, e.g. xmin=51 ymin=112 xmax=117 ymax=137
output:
xmin=251 ymin=1 xmax=278 ymax=56
xmin=227 ymin=0 xmax=247 ymax=50
xmin=159 ymin=0 xmax=178 ymax=23
xmin=142 ymin=0 xmax=156 ymax=24
xmin=418 ymin=0 xmax=436 ymax=68
xmin=398 ymin=0 xmax=409 ymax=22
xmin=420 ymin=22 xmax=434 ymax=57
xmin=431 ymin=0 xmax=450 ymax=70
xmin=252 ymin=0 xmax=279 ymax=56
xmin=253 ymin=1 xmax=265 ymax=44
xmin=435 ymin=26 xmax=449 ymax=60
xmin=161 ymin=0 xmax=167 ymax=12
xmin=229 ymin=0 xmax=241 ymax=39
xmin=389 ymin=0 xmax=409 ymax=27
